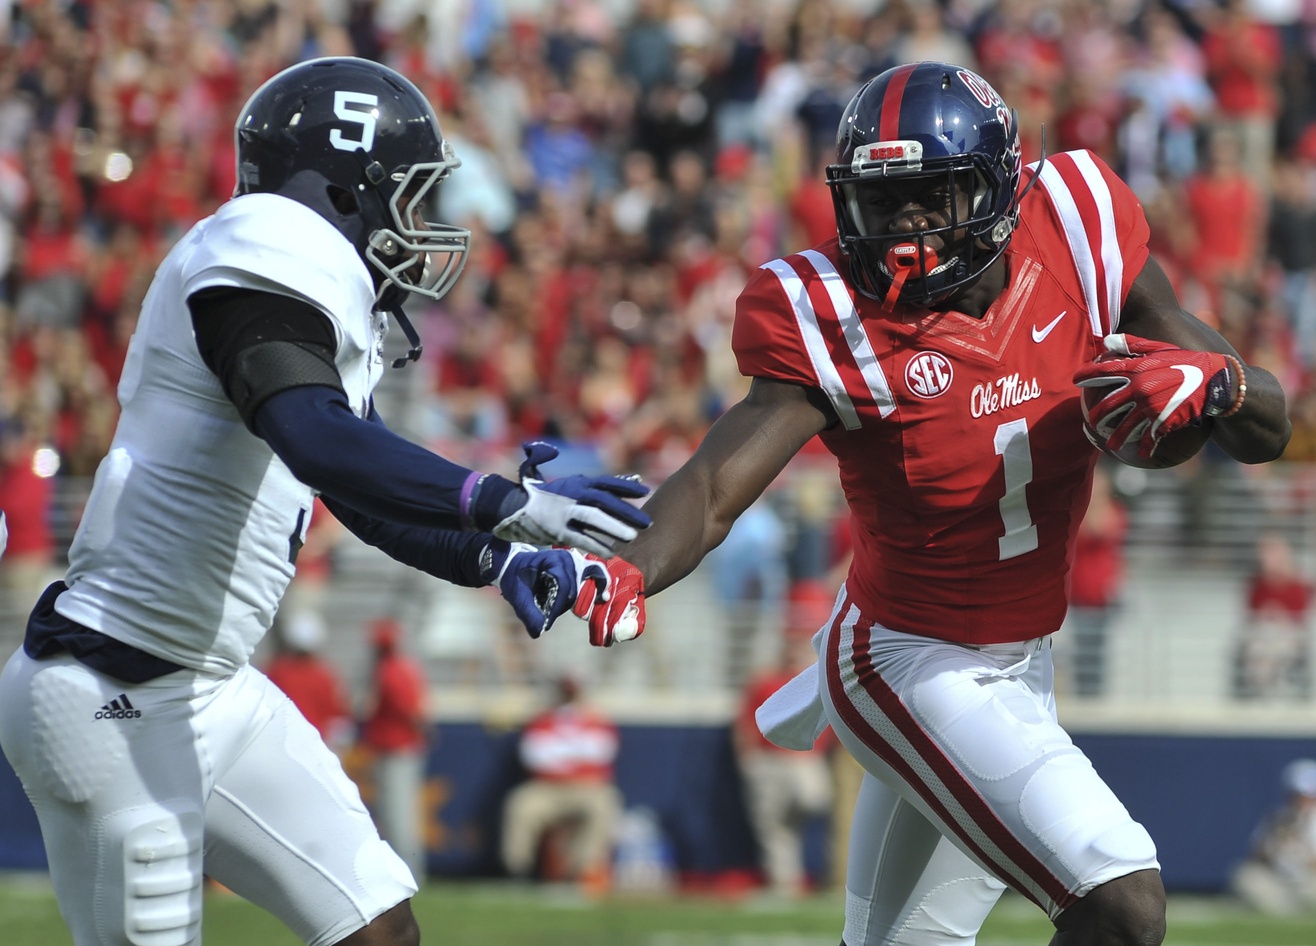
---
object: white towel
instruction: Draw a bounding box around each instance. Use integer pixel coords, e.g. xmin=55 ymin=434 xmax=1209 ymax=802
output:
xmin=754 ymin=661 xmax=828 ymax=750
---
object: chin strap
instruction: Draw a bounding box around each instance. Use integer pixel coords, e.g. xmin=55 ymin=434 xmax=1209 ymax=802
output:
xmin=883 ymin=265 xmax=909 ymax=311
xmin=882 ymin=243 xmax=939 ymax=311
xmin=388 ymin=305 xmax=423 ymax=368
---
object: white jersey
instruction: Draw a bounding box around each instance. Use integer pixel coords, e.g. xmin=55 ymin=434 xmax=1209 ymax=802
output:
xmin=57 ymin=194 xmax=387 ymax=674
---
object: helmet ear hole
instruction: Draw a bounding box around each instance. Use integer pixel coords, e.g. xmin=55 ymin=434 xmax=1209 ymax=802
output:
xmin=327 ymin=185 xmax=359 ymax=216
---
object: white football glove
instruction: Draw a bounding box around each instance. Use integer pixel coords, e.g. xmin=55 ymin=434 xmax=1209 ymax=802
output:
xmin=492 ymin=442 xmax=651 ymax=558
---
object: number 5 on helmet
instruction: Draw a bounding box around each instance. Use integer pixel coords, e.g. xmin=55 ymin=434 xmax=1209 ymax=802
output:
xmin=570 ymin=552 xmax=646 ymax=647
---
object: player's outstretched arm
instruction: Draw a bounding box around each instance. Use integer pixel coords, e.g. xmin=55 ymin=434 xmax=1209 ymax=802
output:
xmin=569 ymin=378 xmax=834 ymax=647
xmin=255 ymin=390 xmax=651 ymax=555
xmin=1078 ymin=255 xmax=1290 ymax=464
xmin=626 ymin=378 xmax=833 ymax=595
xmin=191 ymin=286 xmax=650 ymax=554
xmin=320 ymin=495 xmax=599 ymax=639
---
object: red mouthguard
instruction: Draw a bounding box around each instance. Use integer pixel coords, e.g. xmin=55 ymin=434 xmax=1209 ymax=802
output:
xmin=885 ymin=243 xmax=939 ymax=277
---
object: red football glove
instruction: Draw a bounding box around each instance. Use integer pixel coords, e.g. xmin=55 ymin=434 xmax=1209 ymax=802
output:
xmin=570 ymin=552 xmax=646 ymax=647
xmin=1073 ymin=334 xmax=1241 ymax=460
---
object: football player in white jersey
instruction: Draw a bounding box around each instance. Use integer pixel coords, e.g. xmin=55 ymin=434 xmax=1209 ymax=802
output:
xmin=0 ymin=57 xmax=649 ymax=946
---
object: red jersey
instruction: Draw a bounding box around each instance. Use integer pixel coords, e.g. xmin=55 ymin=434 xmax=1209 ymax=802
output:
xmin=265 ymin=654 xmax=351 ymax=741
xmin=519 ymin=706 xmax=619 ymax=784
xmin=732 ymin=151 xmax=1149 ymax=644
xmin=361 ymin=653 xmax=428 ymax=753
xmin=1247 ymin=577 xmax=1313 ymax=622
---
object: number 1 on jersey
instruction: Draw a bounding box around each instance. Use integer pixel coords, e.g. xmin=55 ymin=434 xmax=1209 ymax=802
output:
xmin=994 ymin=419 xmax=1038 ymax=560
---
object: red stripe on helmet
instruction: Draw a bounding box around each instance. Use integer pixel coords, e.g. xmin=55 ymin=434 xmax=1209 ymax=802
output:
xmin=878 ymin=64 xmax=917 ymax=141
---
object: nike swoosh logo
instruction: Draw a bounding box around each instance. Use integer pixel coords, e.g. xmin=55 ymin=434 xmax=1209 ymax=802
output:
xmin=1154 ymin=365 xmax=1204 ymax=435
xmin=1031 ymin=311 xmax=1067 ymax=342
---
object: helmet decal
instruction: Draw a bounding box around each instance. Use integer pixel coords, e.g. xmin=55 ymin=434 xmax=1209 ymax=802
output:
xmin=328 ymin=91 xmax=380 ymax=152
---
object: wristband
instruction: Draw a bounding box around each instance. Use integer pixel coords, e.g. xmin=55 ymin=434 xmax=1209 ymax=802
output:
xmin=1216 ymin=355 xmax=1247 ymax=419
xmin=461 ymin=472 xmax=520 ymax=532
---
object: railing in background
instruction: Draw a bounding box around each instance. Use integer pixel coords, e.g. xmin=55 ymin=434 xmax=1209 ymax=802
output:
xmin=4 ymin=459 xmax=1316 ymax=732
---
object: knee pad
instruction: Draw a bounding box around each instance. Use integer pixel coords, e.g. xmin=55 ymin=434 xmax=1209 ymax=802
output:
xmin=105 ymin=808 xmax=204 ymax=946
xmin=845 ymin=875 xmax=1006 ymax=946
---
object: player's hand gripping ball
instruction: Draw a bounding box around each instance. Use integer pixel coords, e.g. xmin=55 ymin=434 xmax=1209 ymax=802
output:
xmin=1073 ymin=334 xmax=1238 ymax=470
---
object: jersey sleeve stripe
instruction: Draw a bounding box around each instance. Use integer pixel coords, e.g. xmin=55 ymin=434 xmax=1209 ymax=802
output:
xmin=1070 ymin=150 xmax=1124 ymax=331
xmin=761 ymin=257 xmax=863 ymax=430
xmin=800 ymin=250 xmax=898 ymax=419
xmin=1035 ymin=155 xmax=1106 ymax=338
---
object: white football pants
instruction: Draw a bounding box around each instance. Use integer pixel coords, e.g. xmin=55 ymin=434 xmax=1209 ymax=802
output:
xmin=0 ymin=649 xmax=415 ymax=946
xmin=819 ymin=587 xmax=1159 ymax=946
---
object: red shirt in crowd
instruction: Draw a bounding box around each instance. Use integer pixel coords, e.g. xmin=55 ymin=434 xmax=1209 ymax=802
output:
xmin=1248 ymin=575 xmax=1314 ymax=622
xmin=360 ymin=621 xmax=428 ymax=753
xmin=519 ymin=703 xmax=619 ymax=784
xmin=266 ymin=653 xmax=351 ymax=742
xmin=1068 ymin=503 xmax=1128 ymax=609
xmin=1201 ymin=16 xmax=1282 ymax=118
xmin=0 ymin=444 xmax=54 ymax=561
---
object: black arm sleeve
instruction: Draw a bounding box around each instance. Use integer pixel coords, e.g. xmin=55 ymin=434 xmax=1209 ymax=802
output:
xmin=251 ymin=384 xmax=519 ymax=533
xmin=188 ymin=286 xmax=345 ymax=431
xmin=319 ymin=494 xmax=502 ymax=587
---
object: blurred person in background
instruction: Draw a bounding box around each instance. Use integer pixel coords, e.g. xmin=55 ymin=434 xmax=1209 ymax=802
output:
xmin=1231 ymin=758 xmax=1316 ymax=914
xmin=1117 ymin=3 xmax=1215 ymax=187
xmin=265 ymin=610 xmax=353 ymax=754
xmin=360 ymin=617 xmax=431 ymax=885
xmin=1199 ymin=0 xmax=1284 ymax=193
xmin=708 ymin=497 xmax=789 ymax=688
xmin=1231 ymin=530 xmax=1314 ymax=700
xmin=1182 ymin=125 xmax=1267 ymax=320
xmin=734 ymin=582 xmax=836 ymax=898
xmin=1064 ymin=464 xmax=1129 ymax=698
xmin=1266 ymin=149 xmax=1316 ymax=372
xmin=501 ymin=674 xmax=622 ymax=895
xmin=0 ymin=413 xmax=57 ymax=621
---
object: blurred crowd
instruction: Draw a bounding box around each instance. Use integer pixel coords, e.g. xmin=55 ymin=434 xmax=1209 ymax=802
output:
xmin=5 ymin=0 xmax=1316 ymax=592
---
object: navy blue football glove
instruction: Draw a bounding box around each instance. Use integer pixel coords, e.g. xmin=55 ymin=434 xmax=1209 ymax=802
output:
xmin=488 ymin=541 xmax=608 ymax=639
xmin=492 ymin=441 xmax=651 ymax=558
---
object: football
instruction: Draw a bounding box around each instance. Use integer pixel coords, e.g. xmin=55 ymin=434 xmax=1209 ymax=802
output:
xmin=1080 ymin=381 xmax=1211 ymax=470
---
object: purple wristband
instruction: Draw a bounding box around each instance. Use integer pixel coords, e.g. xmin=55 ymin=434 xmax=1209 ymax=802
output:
xmin=459 ymin=471 xmax=486 ymax=531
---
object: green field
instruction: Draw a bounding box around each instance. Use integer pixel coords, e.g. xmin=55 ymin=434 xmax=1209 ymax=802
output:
xmin=1 ymin=876 xmax=1312 ymax=945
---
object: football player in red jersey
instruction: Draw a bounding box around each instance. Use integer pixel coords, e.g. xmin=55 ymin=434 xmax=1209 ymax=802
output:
xmin=573 ymin=62 xmax=1291 ymax=945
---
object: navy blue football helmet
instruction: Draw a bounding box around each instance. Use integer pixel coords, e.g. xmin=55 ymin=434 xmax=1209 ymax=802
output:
xmin=827 ymin=62 xmax=1026 ymax=308
xmin=235 ymin=57 xmax=470 ymax=361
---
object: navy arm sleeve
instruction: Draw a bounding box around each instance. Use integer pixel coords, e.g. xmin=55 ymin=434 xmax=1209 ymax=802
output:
xmin=252 ymin=384 xmax=519 ymax=532
xmin=319 ymin=493 xmax=507 ymax=588
xmin=191 ymin=286 xmax=522 ymax=530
